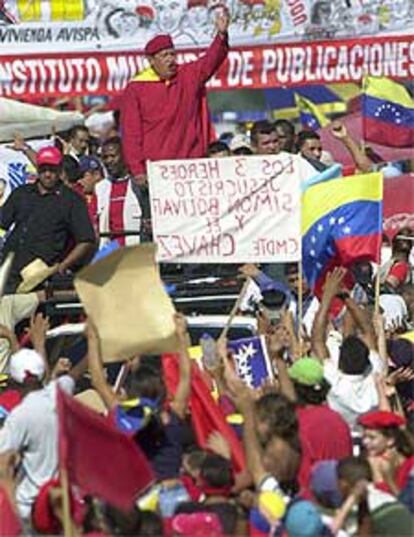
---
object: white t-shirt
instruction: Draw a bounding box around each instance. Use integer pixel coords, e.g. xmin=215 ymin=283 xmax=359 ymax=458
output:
xmin=0 ymin=293 xmax=39 ymax=373
xmin=0 ymin=375 xmax=74 ymax=518
xmin=324 ymin=333 xmax=385 ymax=429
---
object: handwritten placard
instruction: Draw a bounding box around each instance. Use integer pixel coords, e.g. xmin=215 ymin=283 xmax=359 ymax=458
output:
xmin=148 ymin=154 xmax=313 ymax=263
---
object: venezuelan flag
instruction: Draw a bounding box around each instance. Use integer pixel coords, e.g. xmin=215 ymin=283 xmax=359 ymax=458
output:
xmin=295 ymin=94 xmax=330 ymax=131
xmin=302 ymin=172 xmax=383 ymax=291
xmin=362 ymin=76 xmax=414 ymax=148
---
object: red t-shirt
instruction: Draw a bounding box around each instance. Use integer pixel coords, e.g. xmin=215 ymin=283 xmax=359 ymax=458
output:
xmin=296 ymin=405 xmax=353 ymax=487
xmin=388 ymin=261 xmax=410 ymax=286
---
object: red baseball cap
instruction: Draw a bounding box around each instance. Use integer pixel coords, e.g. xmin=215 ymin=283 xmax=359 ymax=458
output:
xmin=144 ymin=34 xmax=174 ymax=56
xmin=36 ymin=146 xmax=63 ymax=167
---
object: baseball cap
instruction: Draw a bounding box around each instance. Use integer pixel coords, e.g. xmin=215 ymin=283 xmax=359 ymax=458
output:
xmin=229 ymin=134 xmax=251 ymax=152
xmin=36 ymin=146 xmax=63 ymax=167
xmin=285 ymin=501 xmax=324 ymax=537
xmin=288 ymin=357 xmax=324 ymax=386
xmin=9 ymin=348 xmax=46 ymax=384
xmin=310 ymin=460 xmax=342 ymax=509
xmin=79 ymin=155 xmax=103 ymax=175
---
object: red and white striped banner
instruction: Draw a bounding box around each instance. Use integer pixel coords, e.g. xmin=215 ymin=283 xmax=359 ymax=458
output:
xmin=1 ymin=34 xmax=413 ymax=99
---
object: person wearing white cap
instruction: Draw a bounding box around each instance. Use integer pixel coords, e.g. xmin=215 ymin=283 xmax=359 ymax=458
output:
xmin=8 ymin=348 xmax=46 ymax=386
xmin=0 ymin=347 xmax=80 ymax=520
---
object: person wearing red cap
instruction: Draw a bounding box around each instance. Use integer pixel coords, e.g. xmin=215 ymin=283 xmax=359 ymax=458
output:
xmin=359 ymin=410 xmax=414 ymax=496
xmin=0 ymin=146 xmax=96 ymax=292
xmin=120 ymin=7 xmax=229 ymax=228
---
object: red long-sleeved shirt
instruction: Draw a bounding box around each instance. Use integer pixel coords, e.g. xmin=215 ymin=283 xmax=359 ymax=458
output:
xmin=120 ymin=33 xmax=228 ymax=176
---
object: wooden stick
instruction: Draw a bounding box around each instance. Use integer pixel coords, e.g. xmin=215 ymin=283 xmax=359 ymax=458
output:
xmin=374 ymin=265 xmax=381 ymax=316
xmin=219 ymin=277 xmax=251 ymax=340
xmin=60 ymin=467 xmax=72 ymax=537
xmin=297 ymin=261 xmax=303 ymax=349
xmin=114 ymin=363 xmax=128 ymax=393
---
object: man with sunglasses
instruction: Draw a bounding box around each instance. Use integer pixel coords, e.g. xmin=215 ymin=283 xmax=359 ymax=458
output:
xmin=0 ymin=146 xmax=95 ymax=293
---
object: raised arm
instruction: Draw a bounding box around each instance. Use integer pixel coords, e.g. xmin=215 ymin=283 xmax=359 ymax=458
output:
xmin=86 ymin=319 xmax=119 ymax=411
xmin=193 ymin=9 xmax=229 ymax=85
xmin=27 ymin=313 xmax=50 ymax=380
xmin=311 ymin=267 xmax=347 ymax=360
xmin=341 ymin=295 xmax=377 ymax=351
xmin=331 ymin=121 xmax=373 ymax=173
xmin=170 ymin=313 xmax=192 ymax=420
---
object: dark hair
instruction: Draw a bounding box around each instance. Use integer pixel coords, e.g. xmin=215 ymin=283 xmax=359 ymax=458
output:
xmin=251 ymin=120 xmax=276 ymax=145
xmin=62 ymin=155 xmax=81 ymax=183
xmin=125 ymin=363 xmax=166 ymax=403
xmin=68 ymin=124 xmax=89 ymax=140
xmin=337 ymin=457 xmax=372 ymax=486
xmin=200 ymin=454 xmax=234 ymax=490
xmin=232 ymin=146 xmax=253 ymax=155
xmin=137 ymin=511 xmax=164 ymax=536
xmin=184 ymin=448 xmax=208 ymax=471
xmin=381 ymin=427 xmax=414 ymax=458
xmin=207 ymin=141 xmax=230 ymax=157
xmin=102 ymin=136 xmax=122 ymax=150
xmin=255 ymin=393 xmax=298 ymax=439
xmin=296 ymin=130 xmax=321 ymax=150
xmin=103 ymin=504 xmax=141 ymax=535
xmin=274 ymin=119 xmax=295 ymax=137
xmin=284 ymin=263 xmax=299 ymax=276
xmin=338 ymin=335 xmax=370 ymax=375
xmin=293 ymin=378 xmax=331 ymax=406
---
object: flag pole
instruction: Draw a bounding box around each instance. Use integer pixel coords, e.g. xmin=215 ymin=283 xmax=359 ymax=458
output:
xmin=361 ymin=70 xmax=369 ymax=155
xmin=220 ymin=277 xmax=251 ymax=340
xmin=60 ymin=467 xmax=73 ymax=537
xmin=297 ymin=261 xmax=303 ymax=350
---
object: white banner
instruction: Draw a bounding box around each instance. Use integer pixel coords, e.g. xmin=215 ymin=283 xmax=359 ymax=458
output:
xmin=0 ymin=1 xmax=412 ymax=54
xmin=149 ymin=154 xmax=313 ymax=264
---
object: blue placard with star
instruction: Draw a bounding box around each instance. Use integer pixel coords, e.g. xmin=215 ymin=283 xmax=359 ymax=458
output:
xmin=228 ymin=336 xmax=273 ymax=389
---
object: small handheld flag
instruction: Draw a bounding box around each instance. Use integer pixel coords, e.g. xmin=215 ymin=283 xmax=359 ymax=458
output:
xmin=295 ymin=94 xmax=330 ymax=131
xmin=228 ymin=336 xmax=273 ymax=389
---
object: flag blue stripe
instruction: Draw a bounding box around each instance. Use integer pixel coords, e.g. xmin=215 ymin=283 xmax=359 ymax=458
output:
xmin=362 ymin=95 xmax=414 ymax=128
xmin=303 ymin=200 xmax=382 ymax=286
xmin=300 ymin=111 xmax=321 ymax=130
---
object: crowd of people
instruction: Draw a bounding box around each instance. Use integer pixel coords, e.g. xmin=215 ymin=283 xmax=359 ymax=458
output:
xmin=0 ymin=7 xmax=413 ymax=537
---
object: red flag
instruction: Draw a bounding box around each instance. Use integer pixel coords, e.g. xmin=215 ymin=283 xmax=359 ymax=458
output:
xmin=0 ymin=488 xmax=21 ymax=536
xmin=57 ymin=388 xmax=154 ymax=511
xmin=162 ymin=354 xmax=245 ymax=473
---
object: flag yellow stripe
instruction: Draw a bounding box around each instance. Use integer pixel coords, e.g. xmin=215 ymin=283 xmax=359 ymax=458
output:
xmin=364 ymin=76 xmax=414 ymax=110
xmin=302 ymin=173 xmax=383 ymax=235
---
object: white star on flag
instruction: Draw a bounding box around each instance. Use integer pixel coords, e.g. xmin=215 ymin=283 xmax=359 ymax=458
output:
xmin=338 ymin=217 xmax=345 ymax=225
xmin=310 ymin=249 xmax=316 ymax=257
xmin=311 ymin=236 xmax=317 ymax=244
xmin=317 ymin=224 xmax=324 ymax=232
xmin=329 ymin=217 xmax=336 ymax=225
xmin=343 ymin=226 xmax=352 ymax=234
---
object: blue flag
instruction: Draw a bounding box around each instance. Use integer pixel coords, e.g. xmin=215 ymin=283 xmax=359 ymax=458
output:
xmin=228 ymin=336 xmax=273 ymax=389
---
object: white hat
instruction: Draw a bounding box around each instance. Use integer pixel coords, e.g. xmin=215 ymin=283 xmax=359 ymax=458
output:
xmin=229 ymin=133 xmax=251 ymax=152
xmin=9 ymin=348 xmax=46 ymax=384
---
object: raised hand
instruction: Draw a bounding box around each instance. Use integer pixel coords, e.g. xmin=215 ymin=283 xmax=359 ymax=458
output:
xmin=215 ymin=5 xmax=230 ymax=35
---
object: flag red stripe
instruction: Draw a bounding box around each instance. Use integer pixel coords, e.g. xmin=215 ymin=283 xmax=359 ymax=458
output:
xmin=364 ymin=117 xmax=414 ymax=148
xmin=58 ymin=389 xmax=154 ymax=511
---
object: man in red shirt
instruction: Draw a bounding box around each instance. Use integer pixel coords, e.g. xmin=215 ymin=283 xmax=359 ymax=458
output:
xmin=288 ymin=358 xmax=353 ymax=488
xmin=121 ymin=9 xmax=229 ymax=183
